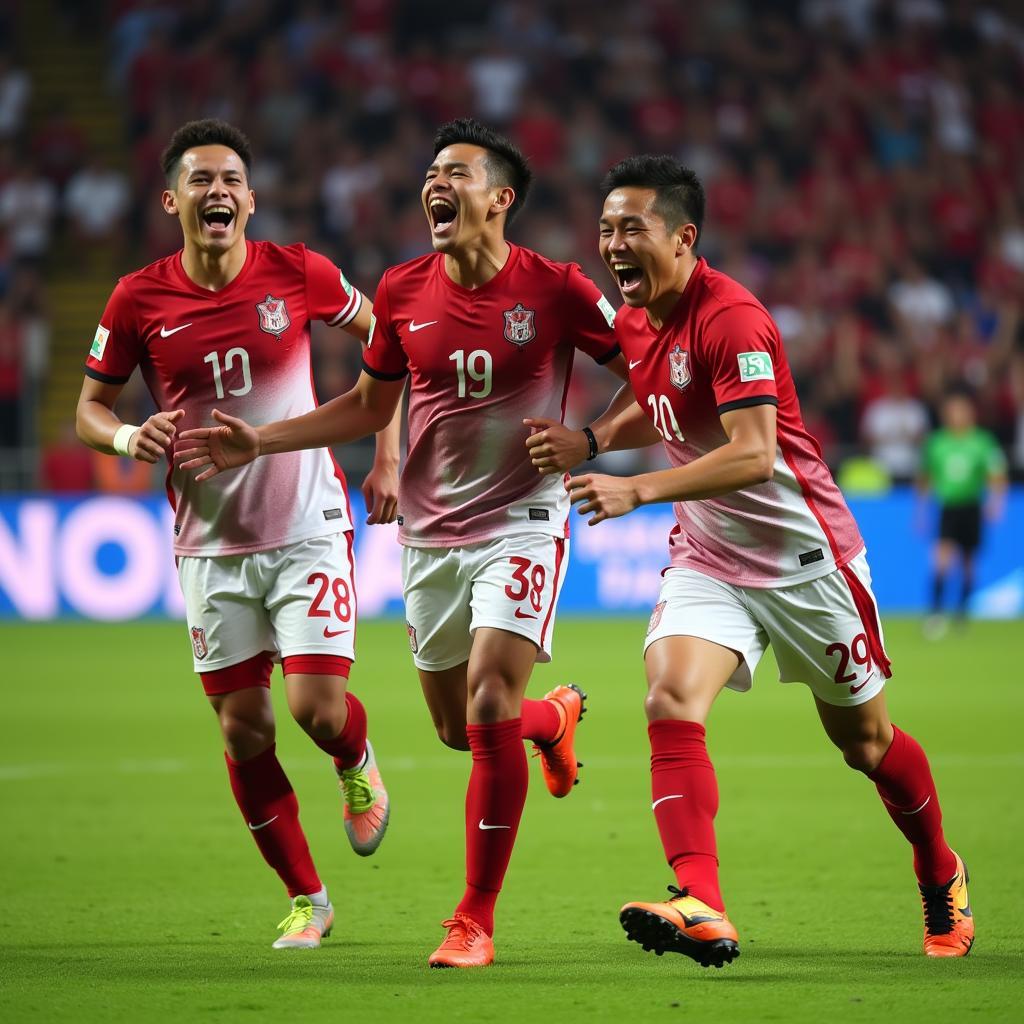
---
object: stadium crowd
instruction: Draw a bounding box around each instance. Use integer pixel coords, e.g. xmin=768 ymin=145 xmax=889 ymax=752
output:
xmin=3 ymin=0 xmax=1024 ymax=485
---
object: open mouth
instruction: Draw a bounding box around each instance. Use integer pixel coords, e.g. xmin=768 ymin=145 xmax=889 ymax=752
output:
xmin=429 ymin=196 xmax=457 ymax=233
xmin=612 ymin=262 xmax=644 ymax=295
xmin=202 ymin=205 xmax=235 ymax=233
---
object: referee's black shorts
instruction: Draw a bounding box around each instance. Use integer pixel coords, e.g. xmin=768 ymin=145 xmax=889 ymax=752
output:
xmin=939 ymin=502 xmax=982 ymax=552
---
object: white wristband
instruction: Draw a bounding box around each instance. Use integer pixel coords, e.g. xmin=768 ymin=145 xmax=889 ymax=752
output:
xmin=112 ymin=423 xmax=141 ymax=457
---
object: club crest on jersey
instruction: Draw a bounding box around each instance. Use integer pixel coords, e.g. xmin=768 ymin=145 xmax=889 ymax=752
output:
xmin=406 ymin=622 xmax=418 ymax=654
xmin=648 ymin=601 xmax=667 ymax=635
xmin=669 ymin=344 xmax=691 ymax=391
xmin=190 ymin=626 xmax=209 ymax=660
xmin=503 ymin=303 xmax=536 ymax=347
xmin=256 ymin=294 xmax=291 ymax=338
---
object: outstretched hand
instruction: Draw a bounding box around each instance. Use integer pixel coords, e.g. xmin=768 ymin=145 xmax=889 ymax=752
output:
xmin=524 ymin=417 xmax=589 ymax=475
xmin=566 ymin=472 xmax=640 ymax=525
xmin=175 ymin=409 xmax=261 ymax=481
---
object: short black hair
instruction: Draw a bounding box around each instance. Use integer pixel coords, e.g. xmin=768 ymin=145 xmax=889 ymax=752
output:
xmin=433 ymin=118 xmax=532 ymax=225
xmin=161 ymin=119 xmax=253 ymax=188
xmin=601 ymin=155 xmax=705 ymax=246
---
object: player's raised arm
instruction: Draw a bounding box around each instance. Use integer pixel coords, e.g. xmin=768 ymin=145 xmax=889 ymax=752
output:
xmin=76 ymin=375 xmax=184 ymax=464
xmin=176 ymin=370 xmax=405 ymax=481
xmin=566 ymin=403 xmax=777 ymax=524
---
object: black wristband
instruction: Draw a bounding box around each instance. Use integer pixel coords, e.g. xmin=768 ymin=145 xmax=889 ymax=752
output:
xmin=582 ymin=425 xmax=598 ymax=461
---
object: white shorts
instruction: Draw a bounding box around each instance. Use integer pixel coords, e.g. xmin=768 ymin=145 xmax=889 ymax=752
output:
xmin=402 ymin=533 xmax=569 ymax=672
xmin=177 ymin=532 xmax=358 ymax=672
xmin=643 ymin=551 xmax=890 ymax=708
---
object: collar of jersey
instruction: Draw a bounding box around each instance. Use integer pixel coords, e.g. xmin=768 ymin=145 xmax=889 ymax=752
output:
xmin=434 ymin=242 xmax=520 ymax=296
xmin=171 ymin=239 xmax=256 ymax=300
xmin=640 ymin=255 xmax=707 ymax=337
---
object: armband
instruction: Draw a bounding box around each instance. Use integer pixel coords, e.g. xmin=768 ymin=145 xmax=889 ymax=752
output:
xmin=582 ymin=425 xmax=599 ymax=461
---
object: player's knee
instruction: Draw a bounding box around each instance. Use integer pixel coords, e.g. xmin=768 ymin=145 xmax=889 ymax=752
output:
xmin=290 ymin=699 xmax=346 ymax=741
xmin=435 ymin=723 xmax=471 ymax=750
xmin=467 ymin=672 xmax=517 ymax=723
xmin=219 ymin=712 xmax=275 ymax=761
xmin=644 ymin=674 xmax=704 ymax=722
xmin=839 ymin=736 xmax=889 ymax=774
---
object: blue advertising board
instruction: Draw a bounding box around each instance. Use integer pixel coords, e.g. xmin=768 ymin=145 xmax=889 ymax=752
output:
xmin=0 ymin=490 xmax=1020 ymax=620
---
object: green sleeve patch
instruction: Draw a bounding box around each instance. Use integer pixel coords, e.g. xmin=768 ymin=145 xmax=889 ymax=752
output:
xmin=597 ymin=295 xmax=616 ymax=328
xmin=737 ymin=351 xmax=774 ymax=382
xmin=90 ymin=325 xmax=110 ymax=361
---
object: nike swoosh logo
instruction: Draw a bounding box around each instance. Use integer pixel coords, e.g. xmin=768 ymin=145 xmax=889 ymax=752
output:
xmin=160 ymin=323 xmax=193 ymax=338
xmin=248 ymin=815 xmax=279 ymax=831
xmin=408 ymin=320 xmax=438 ymax=332
xmin=849 ymin=679 xmax=869 ymax=695
xmin=652 ymin=794 xmax=685 ymax=810
xmin=478 ymin=819 xmax=511 ymax=830
xmin=628 ymin=359 xmax=642 ymax=370
xmin=323 ymin=627 xmax=350 ymax=638
xmin=513 ymin=608 xmax=538 ymax=619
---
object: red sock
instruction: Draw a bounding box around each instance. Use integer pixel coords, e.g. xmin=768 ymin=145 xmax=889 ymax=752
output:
xmin=648 ymin=719 xmax=724 ymax=911
xmin=455 ymin=719 xmax=528 ymax=936
xmin=520 ymin=697 xmax=560 ymax=744
xmin=310 ymin=691 xmax=368 ymax=771
xmin=868 ymin=725 xmax=957 ymax=885
xmin=224 ymin=744 xmax=321 ymax=898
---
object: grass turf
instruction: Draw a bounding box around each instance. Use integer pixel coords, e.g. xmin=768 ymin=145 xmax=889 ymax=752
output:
xmin=2 ymin=617 xmax=1022 ymax=1023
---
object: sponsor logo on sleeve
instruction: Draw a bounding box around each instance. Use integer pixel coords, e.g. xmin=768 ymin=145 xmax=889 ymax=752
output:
xmin=669 ymin=344 xmax=691 ymax=391
xmin=738 ymin=351 xmax=774 ymax=382
xmin=255 ymin=294 xmax=291 ymax=338
xmin=90 ymin=325 xmax=110 ymax=361
xmin=367 ymin=313 xmax=376 ymax=347
xmin=597 ymin=294 xmax=616 ymax=327
xmin=190 ymin=626 xmax=209 ymax=660
xmin=339 ymin=271 xmax=353 ymax=297
xmin=503 ymin=303 xmax=536 ymax=346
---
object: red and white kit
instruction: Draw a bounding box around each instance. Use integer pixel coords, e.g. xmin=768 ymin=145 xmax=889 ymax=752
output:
xmin=85 ymin=240 xmax=362 ymax=673
xmin=617 ymin=258 xmax=891 ymax=704
xmin=362 ymin=244 xmax=619 ymax=667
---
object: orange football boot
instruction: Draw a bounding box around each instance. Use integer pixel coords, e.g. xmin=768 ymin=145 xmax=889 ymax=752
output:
xmin=531 ymin=683 xmax=586 ymax=798
xmin=428 ymin=913 xmax=495 ymax=968
xmin=620 ymin=886 xmax=740 ymax=968
xmin=920 ymin=852 xmax=974 ymax=957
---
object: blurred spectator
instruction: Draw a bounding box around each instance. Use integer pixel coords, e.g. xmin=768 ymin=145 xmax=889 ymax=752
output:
xmin=0 ymin=159 xmax=57 ymax=262
xmin=64 ymin=154 xmax=132 ymax=244
xmin=861 ymin=357 xmax=930 ymax=483
xmin=0 ymin=51 xmax=30 ymax=142
xmin=888 ymin=259 xmax=956 ymax=346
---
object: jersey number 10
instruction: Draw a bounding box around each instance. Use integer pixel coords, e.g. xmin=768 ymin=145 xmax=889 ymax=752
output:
xmin=204 ymin=348 xmax=252 ymax=399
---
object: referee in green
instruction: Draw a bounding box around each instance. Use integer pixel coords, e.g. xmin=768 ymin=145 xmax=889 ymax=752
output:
xmin=918 ymin=390 xmax=1007 ymax=633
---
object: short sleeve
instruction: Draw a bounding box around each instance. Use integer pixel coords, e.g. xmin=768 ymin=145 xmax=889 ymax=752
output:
xmin=84 ymin=280 xmax=143 ymax=384
xmin=562 ymin=264 xmax=620 ymax=364
xmin=304 ymin=246 xmax=362 ymax=326
xmin=361 ymin=274 xmax=409 ymax=381
xmin=698 ymin=304 xmax=780 ymax=413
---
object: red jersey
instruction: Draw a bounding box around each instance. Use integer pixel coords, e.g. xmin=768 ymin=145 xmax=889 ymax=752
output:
xmin=85 ymin=240 xmax=362 ymax=556
xmin=363 ymin=244 xmax=619 ymax=547
xmin=617 ymin=257 xmax=863 ymax=587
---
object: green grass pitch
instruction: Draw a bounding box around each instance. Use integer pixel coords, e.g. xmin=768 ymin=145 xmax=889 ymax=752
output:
xmin=2 ymin=617 xmax=1022 ymax=1023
